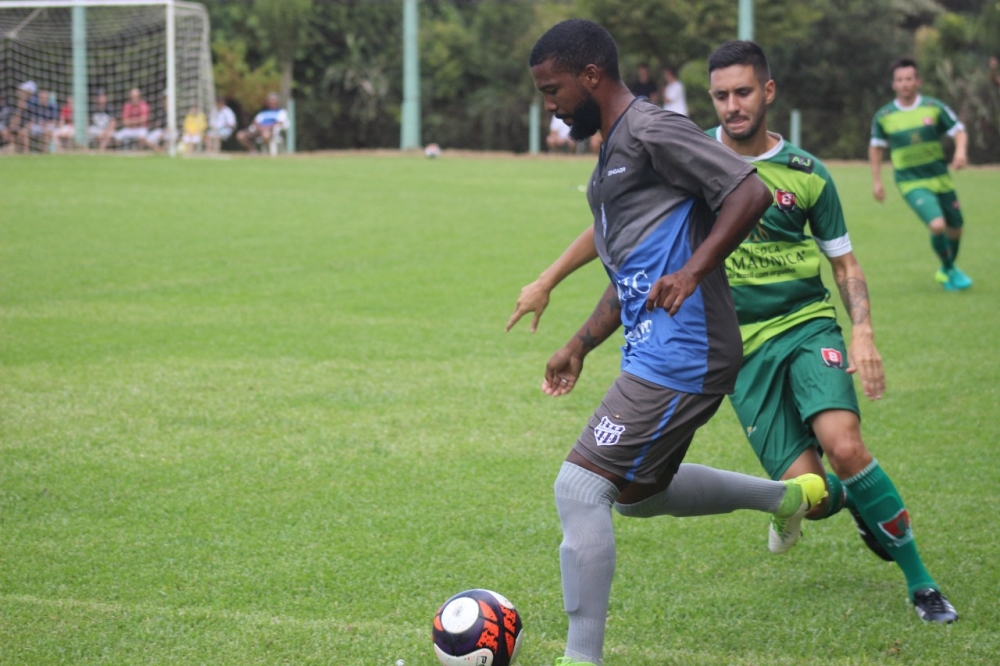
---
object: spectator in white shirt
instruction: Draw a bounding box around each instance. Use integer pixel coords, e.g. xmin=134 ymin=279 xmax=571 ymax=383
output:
xmin=237 ymin=92 xmax=288 ymax=153
xmin=207 ymin=96 xmax=237 ymax=152
xmin=662 ymin=66 xmax=688 ymax=116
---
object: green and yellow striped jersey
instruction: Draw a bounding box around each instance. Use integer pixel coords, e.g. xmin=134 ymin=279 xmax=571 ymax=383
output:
xmin=870 ymin=95 xmax=964 ymax=195
xmin=709 ymin=129 xmax=850 ymax=356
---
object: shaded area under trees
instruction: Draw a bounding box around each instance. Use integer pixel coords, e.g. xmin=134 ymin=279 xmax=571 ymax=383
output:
xmin=201 ymin=0 xmax=1000 ymax=161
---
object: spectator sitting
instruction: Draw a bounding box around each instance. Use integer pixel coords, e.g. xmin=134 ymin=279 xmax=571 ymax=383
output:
xmin=547 ymin=114 xmax=573 ymax=153
xmin=207 ymin=96 xmax=237 ymax=152
xmin=547 ymin=113 xmax=601 ymax=154
xmin=88 ymin=89 xmax=116 ymax=151
xmin=9 ymin=80 xmax=35 ymax=152
xmin=144 ymin=91 xmax=170 ymax=152
xmin=114 ymin=87 xmax=150 ymax=149
xmin=54 ymin=94 xmax=75 ymax=150
xmin=15 ymin=87 xmax=58 ymax=153
xmin=180 ymin=104 xmax=207 ymax=153
xmin=237 ymin=92 xmax=288 ymax=153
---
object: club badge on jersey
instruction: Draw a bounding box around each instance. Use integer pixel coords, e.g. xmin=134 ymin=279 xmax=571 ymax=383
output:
xmin=775 ymin=188 xmax=797 ymax=212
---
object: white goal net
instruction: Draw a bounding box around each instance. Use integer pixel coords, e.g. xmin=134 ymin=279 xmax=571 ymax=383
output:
xmin=0 ymin=0 xmax=213 ymax=154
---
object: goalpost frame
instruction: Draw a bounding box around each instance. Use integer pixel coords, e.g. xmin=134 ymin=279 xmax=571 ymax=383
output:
xmin=1 ymin=0 xmax=210 ymax=156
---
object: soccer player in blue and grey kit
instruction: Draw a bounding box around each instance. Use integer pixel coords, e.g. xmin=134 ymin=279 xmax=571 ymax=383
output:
xmin=525 ymin=21 xmax=828 ymax=666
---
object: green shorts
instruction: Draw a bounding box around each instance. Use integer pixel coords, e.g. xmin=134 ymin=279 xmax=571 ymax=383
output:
xmin=903 ymin=188 xmax=964 ymax=228
xmin=728 ymin=317 xmax=859 ymax=480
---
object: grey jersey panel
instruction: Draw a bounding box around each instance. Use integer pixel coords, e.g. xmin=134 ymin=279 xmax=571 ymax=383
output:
xmin=587 ymin=100 xmax=754 ymax=274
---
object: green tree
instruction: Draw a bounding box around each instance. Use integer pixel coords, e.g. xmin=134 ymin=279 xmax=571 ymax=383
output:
xmin=249 ymin=0 xmax=314 ymax=105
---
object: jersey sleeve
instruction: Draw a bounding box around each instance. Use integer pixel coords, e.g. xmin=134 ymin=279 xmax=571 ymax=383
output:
xmin=807 ymin=166 xmax=851 ymax=257
xmin=934 ymin=99 xmax=965 ymax=137
xmin=870 ymin=111 xmax=888 ymax=148
xmin=639 ymin=114 xmax=756 ymax=211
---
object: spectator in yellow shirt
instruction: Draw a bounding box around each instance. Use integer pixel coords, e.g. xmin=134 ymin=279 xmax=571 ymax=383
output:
xmin=180 ymin=105 xmax=207 ymax=153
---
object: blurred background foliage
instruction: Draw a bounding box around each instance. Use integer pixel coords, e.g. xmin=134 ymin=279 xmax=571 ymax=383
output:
xmin=204 ymin=0 xmax=1000 ymax=161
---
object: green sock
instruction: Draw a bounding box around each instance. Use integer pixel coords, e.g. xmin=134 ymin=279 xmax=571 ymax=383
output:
xmin=843 ymin=460 xmax=936 ymax=600
xmin=930 ymin=233 xmax=953 ymax=270
xmin=820 ymin=472 xmax=849 ymax=518
xmin=948 ymin=235 xmax=961 ymax=264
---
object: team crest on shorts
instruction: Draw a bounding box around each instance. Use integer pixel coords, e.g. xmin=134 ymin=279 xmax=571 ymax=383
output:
xmin=878 ymin=508 xmax=913 ymax=546
xmin=774 ymin=188 xmax=797 ymax=212
xmin=594 ymin=416 xmax=626 ymax=446
xmin=820 ymin=347 xmax=843 ymax=368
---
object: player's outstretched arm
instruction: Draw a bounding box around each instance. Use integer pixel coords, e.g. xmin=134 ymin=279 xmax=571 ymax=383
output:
xmin=543 ymin=283 xmax=621 ymax=397
xmin=869 ymin=145 xmax=885 ymax=202
xmin=828 ymin=251 xmax=885 ymax=400
xmin=507 ymin=226 xmax=598 ymax=332
xmin=646 ymin=173 xmax=771 ymax=315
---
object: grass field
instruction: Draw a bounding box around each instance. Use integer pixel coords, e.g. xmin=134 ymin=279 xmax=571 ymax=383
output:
xmin=1 ymin=152 xmax=998 ymax=665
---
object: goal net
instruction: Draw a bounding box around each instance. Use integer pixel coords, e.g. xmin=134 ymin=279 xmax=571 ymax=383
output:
xmin=1 ymin=0 xmax=213 ymax=154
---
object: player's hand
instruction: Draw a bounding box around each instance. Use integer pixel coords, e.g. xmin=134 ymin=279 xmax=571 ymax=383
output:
xmin=846 ymin=334 xmax=885 ymax=400
xmin=542 ymin=346 xmax=583 ymax=397
xmin=646 ymin=270 xmax=697 ymax=316
xmin=950 ymin=154 xmax=968 ymax=170
xmin=872 ymin=182 xmax=885 ymax=202
xmin=506 ymin=279 xmax=551 ymax=332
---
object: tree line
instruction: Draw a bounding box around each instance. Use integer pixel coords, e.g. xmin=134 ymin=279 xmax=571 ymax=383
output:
xmin=204 ymin=0 xmax=1000 ymax=162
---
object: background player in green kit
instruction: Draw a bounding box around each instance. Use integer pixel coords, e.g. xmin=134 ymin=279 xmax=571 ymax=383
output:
xmin=507 ymin=40 xmax=957 ymax=625
xmin=869 ymin=57 xmax=973 ymax=291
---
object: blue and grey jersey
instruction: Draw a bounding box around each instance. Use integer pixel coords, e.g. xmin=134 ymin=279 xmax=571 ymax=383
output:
xmin=587 ymin=99 xmax=755 ymax=395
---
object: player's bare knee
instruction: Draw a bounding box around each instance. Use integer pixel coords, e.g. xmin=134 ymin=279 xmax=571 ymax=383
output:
xmin=928 ymin=217 xmax=946 ymax=234
xmin=824 ymin=439 xmax=872 ymax=477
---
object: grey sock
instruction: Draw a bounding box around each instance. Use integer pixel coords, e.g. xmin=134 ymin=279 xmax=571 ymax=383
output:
xmin=554 ymin=462 xmax=619 ymax=666
xmin=614 ymin=463 xmax=785 ymax=518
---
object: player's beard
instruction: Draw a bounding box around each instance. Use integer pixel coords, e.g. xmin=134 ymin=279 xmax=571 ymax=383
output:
xmin=567 ymin=92 xmax=602 ymax=142
xmin=722 ymin=108 xmax=765 ymax=142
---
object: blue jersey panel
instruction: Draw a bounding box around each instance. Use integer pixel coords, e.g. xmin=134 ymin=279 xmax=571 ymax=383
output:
xmin=608 ymin=199 xmax=710 ymax=393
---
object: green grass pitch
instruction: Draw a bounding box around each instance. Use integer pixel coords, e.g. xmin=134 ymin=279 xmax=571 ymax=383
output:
xmin=1 ymin=153 xmax=998 ymax=665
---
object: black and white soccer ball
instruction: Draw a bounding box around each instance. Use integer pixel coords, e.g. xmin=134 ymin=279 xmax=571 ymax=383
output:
xmin=432 ymin=589 xmax=523 ymax=666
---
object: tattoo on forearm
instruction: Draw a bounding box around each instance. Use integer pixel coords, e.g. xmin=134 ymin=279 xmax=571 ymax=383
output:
xmin=837 ymin=276 xmax=871 ymax=326
xmin=576 ymin=291 xmax=622 ymax=351
xmin=578 ymin=330 xmax=600 ymax=352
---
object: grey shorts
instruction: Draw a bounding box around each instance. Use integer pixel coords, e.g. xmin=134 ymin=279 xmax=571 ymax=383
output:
xmin=573 ymin=372 xmax=725 ymax=485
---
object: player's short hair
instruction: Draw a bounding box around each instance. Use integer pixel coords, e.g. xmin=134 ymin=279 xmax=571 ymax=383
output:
xmin=891 ymin=57 xmax=919 ymax=76
xmin=529 ymin=19 xmax=621 ymax=82
xmin=708 ymin=40 xmax=771 ymax=85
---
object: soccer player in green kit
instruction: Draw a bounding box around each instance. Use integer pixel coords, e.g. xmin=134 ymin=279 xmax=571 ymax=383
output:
xmin=508 ymin=41 xmax=958 ymax=624
xmin=869 ymin=57 xmax=973 ymax=291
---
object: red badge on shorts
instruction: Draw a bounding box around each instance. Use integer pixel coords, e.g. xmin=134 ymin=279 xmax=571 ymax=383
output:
xmin=774 ymin=189 xmax=797 ymax=212
xmin=821 ymin=348 xmax=843 ymax=368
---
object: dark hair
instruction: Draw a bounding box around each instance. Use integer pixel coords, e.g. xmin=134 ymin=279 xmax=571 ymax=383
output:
xmin=891 ymin=57 xmax=918 ymax=76
xmin=708 ymin=40 xmax=771 ymax=85
xmin=529 ymin=19 xmax=620 ymax=82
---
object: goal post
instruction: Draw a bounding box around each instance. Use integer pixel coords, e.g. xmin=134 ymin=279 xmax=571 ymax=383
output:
xmin=0 ymin=0 xmax=213 ymax=155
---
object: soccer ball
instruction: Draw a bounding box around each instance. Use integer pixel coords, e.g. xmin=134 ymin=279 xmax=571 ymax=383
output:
xmin=424 ymin=142 xmax=442 ymax=158
xmin=432 ymin=589 xmax=523 ymax=666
